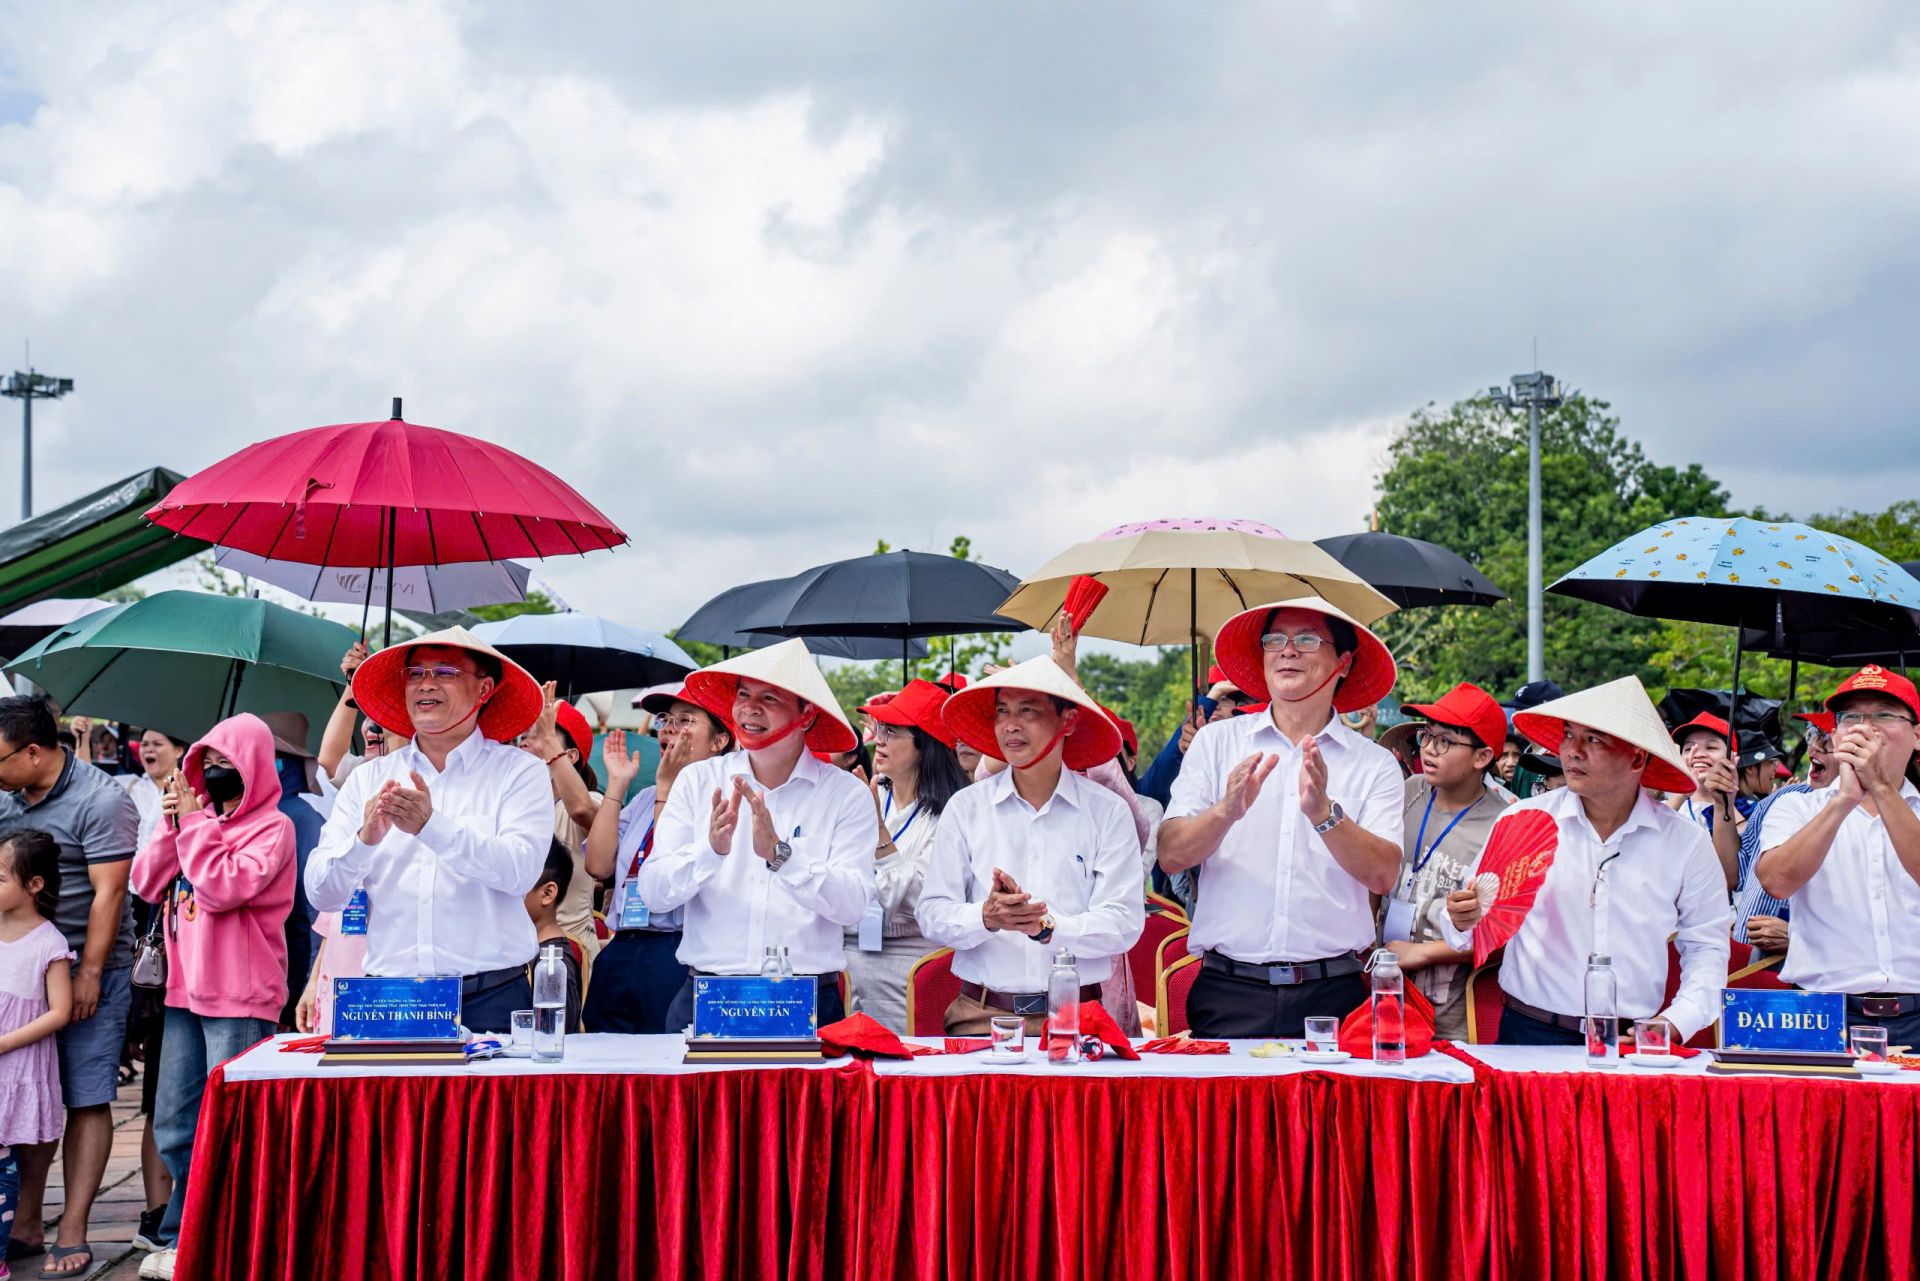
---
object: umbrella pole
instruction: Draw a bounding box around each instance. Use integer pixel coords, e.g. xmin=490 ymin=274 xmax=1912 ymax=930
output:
xmin=359 ymin=566 xmax=373 ymax=642
xmin=902 ymin=636 xmax=909 ymax=688
xmin=1726 ymin=632 xmax=1744 ymax=753
xmin=382 ymin=507 xmax=396 ymax=649
xmin=1787 ymin=656 xmax=1799 ymax=713
xmin=1190 ymin=569 xmax=1200 ymax=698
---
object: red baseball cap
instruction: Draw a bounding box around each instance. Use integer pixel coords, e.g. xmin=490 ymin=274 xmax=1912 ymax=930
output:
xmin=1401 ymin=682 xmax=1507 ymax=754
xmin=1825 ymin=665 xmax=1920 ymax=720
xmin=933 ymin=672 xmax=969 ymax=692
xmin=859 ymin=680 xmax=957 ymax=749
xmin=553 ymin=701 xmax=594 ymax=760
xmin=1793 ymin=710 xmax=1836 ymax=735
xmin=1206 ymin=663 xmax=1228 ymax=687
xmin=1102 ymin=706 xmax=1138 ymax=756
xmin=1670 ymin=711 xmax=1732 ymax=745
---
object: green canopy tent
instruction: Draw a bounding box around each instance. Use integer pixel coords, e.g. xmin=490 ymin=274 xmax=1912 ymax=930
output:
xmin=0 ymin=468 xmax=207 ymax=613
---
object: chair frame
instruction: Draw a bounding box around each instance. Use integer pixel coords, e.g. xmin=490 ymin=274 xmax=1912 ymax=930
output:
xmin=903 ymin=947 xmax=956 ymax=1037
xmin=1155 ymin=953 xmax=1202 ymax=1037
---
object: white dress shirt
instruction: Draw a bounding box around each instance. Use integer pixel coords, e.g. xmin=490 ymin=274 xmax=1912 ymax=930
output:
xmin=1166 ymin=713 xmax=1405 ymax=963
xmin=305 ymin=731 xmax=553 ymax=977
xmin=608 ymin=786 xmax=682 ymax=933
xmin=917 ymin=767 xmax=1144 ymax=992
xmin=638 ymin=750 xmax=875 ymax=975
xmin=1762 ymin=781 xmax=1920 ymax=994
xmin=122 ymin=773 xmax=165 ymax=855
xmin=1440 ymin=786 xmax=1731 ymax=1039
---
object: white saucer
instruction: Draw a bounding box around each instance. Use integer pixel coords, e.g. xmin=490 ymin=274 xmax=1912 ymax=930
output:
xmin=1855 ymin=1059 xmax=1903 ymax=1076
xmin=1626 ymin=1053 xmax=1686 ymax=1069
xmin=978 ymin=1050 xmax=1032 ymax=1066
xmin=1295 ymin=1049 xmax=1353 ymax=1064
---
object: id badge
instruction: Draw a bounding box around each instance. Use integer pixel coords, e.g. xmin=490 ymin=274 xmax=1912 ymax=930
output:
xmin=340 ymin=888 xmax=370 ymax=937
xmin=617 ymin=879 xmax=650 ymax=931
xmin=1382 ymin=895 xmax=1417 ymax=943
xmin=856 ymin=899 xmax=884 ymax=953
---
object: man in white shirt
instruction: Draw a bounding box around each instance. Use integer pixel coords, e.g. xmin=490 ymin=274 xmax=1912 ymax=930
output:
xmin=1757 ymin=665 xmax=1920 ymax=1050
xmin=639 ymin=640 xmax=875 ymax=1030
xmin=1445 ymin=676 xmax=1731 ymax=1045
xmin=917 ymin=655 xmax=1144 ymax=1034
xmin=1157 ymin=597 xmax=1405 ymax=1038
xmin=306 ymin=627 xmax=552 ymax=1033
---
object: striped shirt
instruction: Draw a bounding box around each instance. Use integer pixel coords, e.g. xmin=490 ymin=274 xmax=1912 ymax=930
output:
xmin=1730 ymin=784 xmax=1810 ymax=946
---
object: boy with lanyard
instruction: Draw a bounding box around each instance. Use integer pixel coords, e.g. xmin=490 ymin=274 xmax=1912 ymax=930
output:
xmin=1383 ymin=682 xmax=1514 ymax=1041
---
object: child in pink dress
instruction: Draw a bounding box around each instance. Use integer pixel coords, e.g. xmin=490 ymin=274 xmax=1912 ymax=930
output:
xmin=0 ymin=830 xmax=75 ymax=1278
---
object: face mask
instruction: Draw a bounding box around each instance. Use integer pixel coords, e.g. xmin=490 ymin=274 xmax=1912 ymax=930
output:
xmin=201 ymin=764 xmax=245 ymax=808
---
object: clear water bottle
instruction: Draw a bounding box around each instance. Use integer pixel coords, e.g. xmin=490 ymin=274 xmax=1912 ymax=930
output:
xmin=778 ymin=945 xmax=795 ymax=979
xmin=1369 ymin=948 xmax=1406 ymax=1065
xmin=1046 ymin=950 xmax=1082 ymax=1065
xmin=760 ymin=945 xmax=783 ymax=979
xmin=1584 ymin=953 xmax=1620 ymax=1067
xmin=532 ymin=941 xmax=569 ymax=1063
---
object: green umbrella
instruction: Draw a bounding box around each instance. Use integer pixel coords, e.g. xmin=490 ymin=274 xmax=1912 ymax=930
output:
xmin=5 ymin=590 xmax=358 ymax=752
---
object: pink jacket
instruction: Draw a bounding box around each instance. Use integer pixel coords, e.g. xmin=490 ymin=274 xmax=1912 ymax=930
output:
xmin=132 ymin=713 xmax=296 ymax=1022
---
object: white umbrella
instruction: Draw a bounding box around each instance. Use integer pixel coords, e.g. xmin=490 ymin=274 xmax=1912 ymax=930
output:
xmin=214 ymin=547 xmax=532 ymax=615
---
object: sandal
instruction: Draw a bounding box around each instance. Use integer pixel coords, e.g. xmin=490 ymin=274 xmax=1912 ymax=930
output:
xmin=39 ymin=1244 xmax=94 ymax=1278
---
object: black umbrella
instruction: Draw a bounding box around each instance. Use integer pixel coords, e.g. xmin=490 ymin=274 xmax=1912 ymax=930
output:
xmin=737 ymin=550 xmax=1027 ymax=683
xmin=1314 ymin=533 xmax=1507 ymax=608
xmin=679 ymin=579 xmax=931 ymax=663
xmin=1657 ymin=688 xmax=1782 ymax=741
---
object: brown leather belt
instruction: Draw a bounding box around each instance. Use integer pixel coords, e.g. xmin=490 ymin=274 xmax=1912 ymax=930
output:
xmin=1503 ymin=994 xmax=1633 ymax=1034
xmin=1848 ymin=993 xmax=1920 ymax=1018
xmin=958 ymin=980 xmax=1103 ymax=1017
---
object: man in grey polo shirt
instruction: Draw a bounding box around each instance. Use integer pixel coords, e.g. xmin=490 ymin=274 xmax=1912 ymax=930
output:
xmin=0 ymin=696 xmax=138 ymax=1274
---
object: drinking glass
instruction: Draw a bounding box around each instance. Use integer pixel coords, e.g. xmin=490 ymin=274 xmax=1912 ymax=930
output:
xmin=1633 ymin=1019 xmax=1670 ymax=1058
xmin=1303 ymin=1017 xmax=1339 ymax=1054
xmin=509 ymin=1009 xmax=537 ymax=1056
xmin=1850 ymin=1025 xmax=1890 ymax=1064
xmin=989 ymin=1015 xmax=1026 ymax=1057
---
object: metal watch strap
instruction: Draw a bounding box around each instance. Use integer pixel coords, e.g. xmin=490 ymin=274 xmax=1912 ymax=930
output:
xmin=768 ymin=839 xmax=793 ymax=872
xmin=1312 ymin=801 xmax=1346 ymax=835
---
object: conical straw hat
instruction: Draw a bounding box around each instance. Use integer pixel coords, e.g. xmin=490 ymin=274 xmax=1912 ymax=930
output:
xmin=941 ymin=655 xmax=1122 ymax=771
xmin=682 ymin=638 xmax=856 ymax=754
xmin=1512 ymin=675 xmax=1695 ymax=795
xmin=1213 ymin=597 xmax=1398 ymax=714
xmin=351 ymin=625 xmax=543 ymax=743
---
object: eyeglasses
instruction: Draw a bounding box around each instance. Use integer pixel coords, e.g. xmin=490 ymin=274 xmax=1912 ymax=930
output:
xmin=871 ymin=723 xmax=912 ymax=742
xmin=656 ymin=714 xmax=708 ymax=732
xmin=1835 ymin=711 xmax=1916 ymax=729
xmin=0 ymin=743 xmax=29 ymax=767
xmin=1259 ymin=631 xmax=1328 ymax=653
xmin=1804 ymin=728 xmax=1831 ymax=748
xmin=1416 ymin=730 xmax=1476 ymax=754
xmin=404 ymin=665 xmax=475 ymax=682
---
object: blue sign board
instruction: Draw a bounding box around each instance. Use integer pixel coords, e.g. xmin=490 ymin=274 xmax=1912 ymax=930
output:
xmin=691 ymin=976 xmax=819 ymax=1040
xmin=1721 ymin=989 xmax=1846 ymax=1053
xmin=333 ymin=976 xmax=464 ymax=1041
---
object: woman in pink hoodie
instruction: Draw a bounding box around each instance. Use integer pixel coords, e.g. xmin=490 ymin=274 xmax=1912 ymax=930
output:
xmin=130 ymin=713 xmax=294 ymax=1277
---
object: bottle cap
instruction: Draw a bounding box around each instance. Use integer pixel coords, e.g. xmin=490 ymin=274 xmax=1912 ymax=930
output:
xmin=1588 ymin=953 xmax=1611 ymax=966
xmin=1054 ymin=949 xmax=1076 ymax=965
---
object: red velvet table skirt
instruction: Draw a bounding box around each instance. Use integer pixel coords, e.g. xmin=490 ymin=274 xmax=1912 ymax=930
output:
xmin=174 ymin=1060 xmax=1919 ymax=1281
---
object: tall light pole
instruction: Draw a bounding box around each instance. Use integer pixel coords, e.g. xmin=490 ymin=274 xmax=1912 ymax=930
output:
xmin=1 ymin=369 xmax=75 ymax=521
xmin=1490 ymin=370 xmax=1562 ymax=684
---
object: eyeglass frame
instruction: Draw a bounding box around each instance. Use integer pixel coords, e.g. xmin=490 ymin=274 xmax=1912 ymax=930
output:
xmin=1834 ymin=710 xmax=1917 ymax=729
xmin=1259 ymin=630 xmax=1329 ymax=654
xmin=403 ymin=664 xmax=481 ymax=683
xmin=1415 ymin=729 xmax=1479 ymax=755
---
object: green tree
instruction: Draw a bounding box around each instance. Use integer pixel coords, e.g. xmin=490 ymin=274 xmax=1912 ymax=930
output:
xmin=1079 ymin=648 xmax=1192 ymax=751
xmin=1372 ymin=392 xmax=1738 ymax=702
xmin=468 ymin=591 xmax=560 ymax=623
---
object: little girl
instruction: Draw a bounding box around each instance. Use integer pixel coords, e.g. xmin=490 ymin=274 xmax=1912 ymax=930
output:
xmin=0 ymin=830 xmax=74 ymax=1278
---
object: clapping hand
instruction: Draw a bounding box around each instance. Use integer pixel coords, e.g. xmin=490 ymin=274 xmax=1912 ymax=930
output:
xmin=360 ymin=781 xmax=397 ymax=845
xmin=983 ymin=867 xmax=1047 ymax=935
xmin=521 ymin=681 xmax=565 ymax=761
xmin=603 ymin=731 xmax=643 ymax=794
xmin=1834 ymin=725 xmax=1890 ymax=796
xmin=376 ymin=771 xmax=434 ymax=835
xmin=161 ymin=773 xmax=200 ymax=824
xmin=735 ymin=777 xmax=780 ymax=861
xmin=1219 ymin=752 xmax=1279 ymax=822
xmin=1299 ymin=736 xmax=1331 ymax=824
xmin=709 ymin=784 xmax=742 ymax=856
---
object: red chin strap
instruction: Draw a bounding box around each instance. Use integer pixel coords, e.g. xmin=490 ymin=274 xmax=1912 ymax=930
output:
xmin=738 ymin=708 xmax=815 ymax=752
xmin=1275 ymin=662 xmax=1349 ymax=705
xmin=1010 ymin=724 xmax=1071 ymax=771
xmin=420 ymin=693 xmax=489 ymax=736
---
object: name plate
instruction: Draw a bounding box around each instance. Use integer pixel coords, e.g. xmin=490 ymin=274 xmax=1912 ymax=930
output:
xmin=333 ymin=976 xmax=464 ymax=1041
xmin=1720 ymin=989 xmax=1846 ymax=1053
xmin=692 ymin=976 xmax=818 ymax=1040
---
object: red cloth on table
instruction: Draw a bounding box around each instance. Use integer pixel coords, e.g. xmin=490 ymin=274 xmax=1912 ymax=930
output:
xmin=1139 ymin=1037 xmax=1230 ymax=1055
xmin=820 ymin=1012 xmax=923 ymax=1059
xmin=1339 ymin=981 xmax=1437 ymax=1058
xmin=944 ymin=1037 xmax=992 ymax=1054
xmin=1619 ymin=1040 xmax=1701 ymax=1059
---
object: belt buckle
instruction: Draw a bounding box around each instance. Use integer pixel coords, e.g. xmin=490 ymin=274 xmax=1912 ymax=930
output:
xmin=1266 ymin=964 xmax=1301 ymax=986
xmin=1012 ymin=993 xmax=1047 ymax=1017
xmin=1860 ymin=996 xmax=1902 ymax=1018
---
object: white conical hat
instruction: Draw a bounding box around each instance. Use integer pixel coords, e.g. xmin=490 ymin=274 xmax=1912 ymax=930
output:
xmin=1512 ymin=675 xmax=1695 ymax=795
xmin=941 ymin=655 xmax=1122 ymax=770
xmin=682 ymin=638 xmax=856 ymax=754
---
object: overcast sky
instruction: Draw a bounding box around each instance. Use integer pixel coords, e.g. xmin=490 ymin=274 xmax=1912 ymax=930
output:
xmin=3 ymin=2 xmax=1917 ymax=634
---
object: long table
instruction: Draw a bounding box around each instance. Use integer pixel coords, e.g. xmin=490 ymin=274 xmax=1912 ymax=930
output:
xmin=175 ymin=1036 xmax=1920 ymax=1281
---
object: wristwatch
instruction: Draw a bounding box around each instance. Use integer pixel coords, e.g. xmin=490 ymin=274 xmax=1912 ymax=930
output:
xmin=1031 ymin=913 xmax=1056 ymax=945
xmin=768 ymin=839 xmax=793 ymax=872
xmin=1312 ymin=802 xmax=1347 ymax=835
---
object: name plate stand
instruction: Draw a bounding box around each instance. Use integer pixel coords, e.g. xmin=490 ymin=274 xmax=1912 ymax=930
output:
xmin=1711 ymin=989 xmax=1852 ymax=1076
xmin=685 ymin=976 xmax=823 ymax=1064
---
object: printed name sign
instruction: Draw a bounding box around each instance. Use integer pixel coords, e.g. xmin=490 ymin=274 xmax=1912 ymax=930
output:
xmin=691 ymin=976 xmax=819 ymax=1040
xmin=332 ymin=976 xmax=463 ymax=1041
xmin=1720 ymin=989 xmax=1846 ymax=1053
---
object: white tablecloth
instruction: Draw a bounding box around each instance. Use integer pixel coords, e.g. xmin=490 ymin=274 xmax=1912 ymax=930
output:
xmin=224 ymin=1033 xmax=1475 ymax=1085
xmin=1460 ymin=1043 xmax=1920 ymax=1084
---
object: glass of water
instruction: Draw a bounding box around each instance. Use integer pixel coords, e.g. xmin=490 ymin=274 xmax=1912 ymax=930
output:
xmin=1633 ymin=1019 xmax=1670 ymax=1058
xmin=509 ymin=1009 xmax=536 ymax=1057
xmin=1303 ymin=1017 xmax=1339 ymax=1054
xmin=989 ymin=1015 xmax=1026 ymax=1057
xmin=1850 ymin=1025 xmax=1889 ymax=1064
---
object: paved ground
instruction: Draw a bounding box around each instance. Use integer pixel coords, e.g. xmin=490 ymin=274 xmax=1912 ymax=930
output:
xmin=23 ymin=1062 xmax=158 ymax=1280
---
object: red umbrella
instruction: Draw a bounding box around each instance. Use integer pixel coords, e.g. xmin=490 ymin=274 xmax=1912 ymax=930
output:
xmin=146 ymin=401 xmax=626 ymax=640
